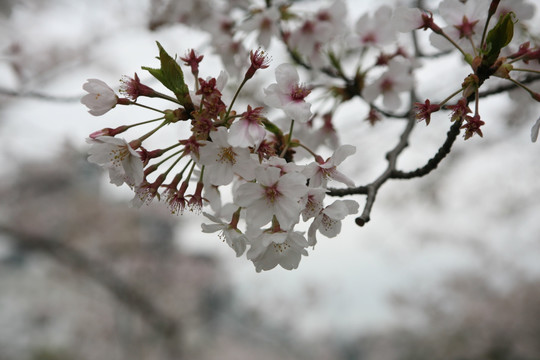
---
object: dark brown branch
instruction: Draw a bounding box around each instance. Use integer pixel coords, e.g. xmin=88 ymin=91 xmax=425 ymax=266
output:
xmin=478 ymin=74 xmax=540 ymax=98
xmin=0 ymin=224 xmax=183 ymax=356
xmin=328 ymin=111 xmax=418 ymax=226
xmin=391 ymin=120 xmax=462 ymax=179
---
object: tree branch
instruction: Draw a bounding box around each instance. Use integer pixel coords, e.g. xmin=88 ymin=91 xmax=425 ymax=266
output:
xmin=391 ymin=120 xmax=462 ymax=179
xmin=478 ymin=74 xmax=540 ymax=98
xmin=0 ymin=86 xmax=81 ymax=102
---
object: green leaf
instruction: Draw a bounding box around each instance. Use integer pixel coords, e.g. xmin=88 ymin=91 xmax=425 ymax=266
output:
xmin=142 ymin=41 xmax=192 ymax=108
xmin=484 ymin=12 xmax=515 ymax=65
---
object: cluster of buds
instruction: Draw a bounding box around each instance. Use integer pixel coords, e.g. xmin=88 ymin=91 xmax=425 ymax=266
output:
xmin=397 ymin=0 xmax=540 ymax=139
xmin=81 ymin=43 xmax=358 ymax=272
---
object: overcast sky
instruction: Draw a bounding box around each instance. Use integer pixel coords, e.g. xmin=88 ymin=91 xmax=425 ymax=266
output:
xmin=1 ymin=0 xmax=540 ymax=339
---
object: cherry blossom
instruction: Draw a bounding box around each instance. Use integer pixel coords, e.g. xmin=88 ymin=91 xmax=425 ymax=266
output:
xmin=315 ymin=0 xmax=348 ymax=38
xmin=234 ymin=166 xmax=308 ymax=229
xmin=81 ymin=79 xmax=119 ymax=116
xmin=392 ymin=7 xmax=442 ymax=34
xmin=238 ymin=6 xmax=281 ymax=49
xmin=300 ymin=188 xmax=326 ymax=221
xmin=264 ymin=63 xmax=312 ymax=123
xmin=303 ymin=145 xmax=356 ymax=188
xmin=76 ymin=2 xmax=540 ymax=272
xmin=429 ymin=0 xmax=490 ymax=53
xmin=87 ymin=136 xmax=144 ymax=187
xmin=202 ymin=212 xmax=247 ymax=257
xmin=288 ymin=20 xmax=333 ymax=61
xmin=362 ymin=59 xmax=414 ymax=109
xmin=228 ymin=105 xmax=267 ymax=148
xmin=355 ymin=5 xmax=395 ymax=47
xmin=197 ymin=127 xmax=257 ymax=186
xmin=308 ymin=200 xmax=359 ymax=246
xmin=246 ymin=228 xmax=309 ymax=272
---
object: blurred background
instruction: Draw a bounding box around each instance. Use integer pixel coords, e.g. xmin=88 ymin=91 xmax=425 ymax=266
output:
xmin=1 ymin=0 xmax=540 ymax=359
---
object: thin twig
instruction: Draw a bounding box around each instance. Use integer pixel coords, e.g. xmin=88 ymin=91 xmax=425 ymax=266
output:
xmin=0 ymin=87 xmax=81 ymax=102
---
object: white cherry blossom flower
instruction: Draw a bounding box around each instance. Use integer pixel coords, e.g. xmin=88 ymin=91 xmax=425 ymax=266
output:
xmin=201 ymin=212 xmax=247 ymax=257
xmin=355 ymin=5 xmax=396 ymax=47
xmin=81 ymin=79 xmax=119 ymax=116
xmin=262 ymin=156 xmax=305 ymax=175
xmin=228 ymin=105 xmax=267 ymax=148
xmin=238 ymin=6 xmax=281 ymax=49
xmin=392 ymin=7 xmax=426 ymax=33
xmin=246 ymin=228 xmax=309 ymax=272
xmin=308 ymin=199 xmax=359 ymax=246
xmin=429 ymin=0 xmax=489 ymax=53
xmin=303 ymin=144 xmax=356 ymax=188
xmin=315 ymin=0 xmax=348 ymax=38
xmin=300 ymin=188 xmax=326 ymax=221
xmin=198 ymin=127 xmax=257 ymax=186
xmin=287 ymin=0 xmax=347 ymax=62
xmin=363 ymin=59 xmax=414 ymax=109
xmin=264 ymin=63 xmax=312 ymax=123
xmin=87 ymin=136 xmax=144 ymax=187
xmin=288 ymin=20 xmax=333 ymax=61
xmin=234 ymin=166 xmax=308 ymax=229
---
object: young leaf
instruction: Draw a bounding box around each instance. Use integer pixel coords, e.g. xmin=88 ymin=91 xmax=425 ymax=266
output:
xmin=142 ymin=42 xmax=193 ymax=110
xmin=484 ymin=12 xmax=514 ymax=65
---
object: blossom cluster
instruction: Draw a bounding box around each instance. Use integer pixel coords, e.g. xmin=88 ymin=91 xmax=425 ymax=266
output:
xmin=395 ymin=0 xmax=540 ymax=139
xmin=82 ymin=45 xmax=358 ymax=272
xmin=81 ymin=0 xmax=540 ymax=271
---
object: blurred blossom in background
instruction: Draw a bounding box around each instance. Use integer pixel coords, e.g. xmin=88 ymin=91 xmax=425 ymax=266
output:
xmin=1 ymin=0 xmax=540 ymax=359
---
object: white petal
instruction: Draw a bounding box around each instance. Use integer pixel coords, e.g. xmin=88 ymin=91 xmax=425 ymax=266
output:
xmin=392 ymin=7 xmax=424 ymax=32
xmin=531 ymin=116 xmax=540 ymax=143
xmin=275 ymin=63 xmax=299 ymax=93
xmin=283 ymin=101 xmax=312 ymax=123
xmin=330 ymin=144 xmax=356 ymax=165
xmin=234 ymin=182 xmax=262 ymax=207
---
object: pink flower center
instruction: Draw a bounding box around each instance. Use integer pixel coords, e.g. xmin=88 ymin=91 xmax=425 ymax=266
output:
xmin=264 ymin=184 xmax=282 ymax=204
xmin=317 ymin=11 xmax=331 ymax=22
xmin=301 ymin=20 xmax=315 ymax=35
xmin=290 ymin=84 xmax=311 ymax=101
xmin=318 ymin=166 xmax=336 ymax=180
xmin=362 ymin=33 xmax=377 ymax=44
xmin=380 ymin=78 xmax=394 ymax=92
xmin=261 ymin=17 xmax=272 ymax=30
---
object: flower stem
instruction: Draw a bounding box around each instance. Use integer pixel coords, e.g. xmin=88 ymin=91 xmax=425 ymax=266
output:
xmin=440 ymin=87 xmax=465 ymax=107
xmin=280 ymin=119 xmax=295 ymax=158
xmin=137 ymin=119 xmax=169 ymax=143
xmin=439 ymin=30 xmax=468 ymax=59
xmin=511 ymin=68 xmax=540 ymax=75
xmin=125 ymin=116 xmax=165 ymax=130
xmin=131 ymin=102 xmax=167 ymax=114
xmin=297 ymin=142 xmax=319 ymax=159
xmin=225 ymin=77 xmax=249 ymax=121
xmin=153 ymin=91 xmax=183 ymax=104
